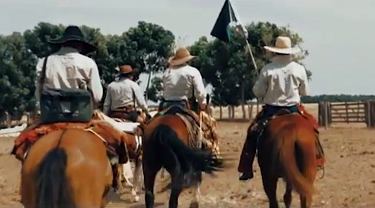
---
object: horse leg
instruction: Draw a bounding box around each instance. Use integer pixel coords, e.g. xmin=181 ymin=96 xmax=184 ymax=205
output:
xmin=144 ymin=165 xmax=160 ymax=208
xmin=189 ymin=171 xmax=202 ymax=208
xmin=130 ymin=157 xmax=142 ymax=202
xmin=261 ymin=174 xmax=279 ymax=208
xmin=283 ymin=180 xmax=292 ymax=208
xmin=100 ymin=185 xmax=111 ymax=208
xmin=168 ymin=168 xmax=184 ymax=208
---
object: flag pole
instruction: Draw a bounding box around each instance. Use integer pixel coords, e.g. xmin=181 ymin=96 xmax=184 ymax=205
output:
xmin=238 ymin=28 xmax=261 ymax=113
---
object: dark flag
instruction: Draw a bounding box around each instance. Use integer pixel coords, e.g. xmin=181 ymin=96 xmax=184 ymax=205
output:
xmin=210 ymin=0 xmax=247 ymax=43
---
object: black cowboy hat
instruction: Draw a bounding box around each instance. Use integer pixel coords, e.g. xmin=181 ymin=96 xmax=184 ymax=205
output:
xmin=48 ymin=25 xmax=97 ymax=54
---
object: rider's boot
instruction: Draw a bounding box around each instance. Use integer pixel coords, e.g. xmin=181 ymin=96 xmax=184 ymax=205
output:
xmin=238 ymin=131 xmax=257 ymax=181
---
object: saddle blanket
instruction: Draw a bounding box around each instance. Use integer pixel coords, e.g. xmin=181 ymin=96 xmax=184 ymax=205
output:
xmin=100 ymin=113 xmax=140 ymax=133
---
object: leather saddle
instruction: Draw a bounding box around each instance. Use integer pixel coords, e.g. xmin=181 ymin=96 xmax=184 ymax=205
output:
xmin=164 ymin=105 xmax=198 ymax=121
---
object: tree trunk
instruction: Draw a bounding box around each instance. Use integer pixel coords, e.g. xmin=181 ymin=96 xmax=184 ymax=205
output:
xmin=231 ymin=105 xmax=235 ymax=119
xmin=219 ymin=106 xmax=222 ymax=119
xmin=227 ymin=106 xmax=231 ymax=119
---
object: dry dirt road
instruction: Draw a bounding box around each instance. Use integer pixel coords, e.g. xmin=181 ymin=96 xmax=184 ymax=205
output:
xmin=1 ymin=122 xmax=375 ymax=207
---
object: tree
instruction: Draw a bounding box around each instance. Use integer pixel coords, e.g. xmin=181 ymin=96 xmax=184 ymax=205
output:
xmin=190 ymin=21 xmax=310 ymax=119
xmin=0 ymin=32 xmax=38 ymax=117
xmin=145 ymin=76 xmax=163 ymax=102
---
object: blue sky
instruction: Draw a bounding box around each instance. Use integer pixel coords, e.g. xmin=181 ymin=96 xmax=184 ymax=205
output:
xmin=0 ymin=0 xmax=373 ymax=95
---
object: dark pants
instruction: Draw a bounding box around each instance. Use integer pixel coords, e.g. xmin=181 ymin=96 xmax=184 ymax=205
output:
xmin=109 ymin=109 xmax=139 ymax=123
xmin=238 ymin=104 xmax=298 ymax=174
xmin=158 ymin=99 xmax=189 ymax=112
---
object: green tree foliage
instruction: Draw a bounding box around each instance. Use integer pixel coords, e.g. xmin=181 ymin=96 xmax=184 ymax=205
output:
xmin=0 ymin=20 xmax=369 ymax=118
xmin=0 ymin=21 xmax=175 ymax=116
xmin=189 ymin=22 xmax=310 ymax=107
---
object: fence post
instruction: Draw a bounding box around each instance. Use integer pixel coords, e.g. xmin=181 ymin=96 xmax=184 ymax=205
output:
xmin=365 ymin=101 xmax=370 ymax=127
xmin=325 ymin=102 xmax=331 ymax=128
xmin=370 ymin=101 xmax=375 ymax=128
xmin=318 ymin=102 xmax=325 ymax=127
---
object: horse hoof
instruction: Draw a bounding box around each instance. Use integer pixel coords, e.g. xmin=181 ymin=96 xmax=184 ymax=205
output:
xmin=189 ymin=201 xmax=199 ymax=208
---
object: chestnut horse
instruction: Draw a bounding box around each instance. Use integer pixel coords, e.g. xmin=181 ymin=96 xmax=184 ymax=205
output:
xmin=20 ymin=120 xmax=133 ymax=208
xmin=93 ymin=110 xmax=143 ymax=202
xmin=257 ymin=113 xmax=317 ymax=208
xmin=142 ymin=106 xmax=224 ymax=208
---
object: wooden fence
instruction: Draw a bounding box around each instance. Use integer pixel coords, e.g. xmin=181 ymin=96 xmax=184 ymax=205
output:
xmin=318 ymin=101 xmax=375 ymax=128
xmin=147 ymin=104 xmax=261 ymax=122
xmin=3 ymin=101 xmax=375 ymax=129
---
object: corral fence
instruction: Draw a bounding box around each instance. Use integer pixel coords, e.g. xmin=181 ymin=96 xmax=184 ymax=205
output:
xmin=148 ymin=104 xmax=261 ymax=122
xmin=318 ymin=101 xmax=375 ymax=128
xmin=3 ymin=101 xmax=374 ymax=129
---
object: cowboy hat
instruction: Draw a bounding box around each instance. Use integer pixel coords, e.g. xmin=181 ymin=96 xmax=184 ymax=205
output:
xmin=48 ymin=25 xmax=97 ymax=54
xmin=168 ymin=47 xmax=195 ymax=66
xmin=263 ymin=36 xmax=301 ymax=54
xmin=118 ymin=65 xmax=135 ymax=75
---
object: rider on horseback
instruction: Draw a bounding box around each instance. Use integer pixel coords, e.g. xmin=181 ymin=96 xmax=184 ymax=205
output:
xmin=35 ymin=25 xmax=103 ymax=105
xmin=103 ymin=65 xmax=151 ymax=123
xmin=238 ymin=36 xmax=323 ymax=181
xmin=12 ymin=25 xmax=104 ymax=160
xmin=159 ymin=47 xmax=207 ymax=112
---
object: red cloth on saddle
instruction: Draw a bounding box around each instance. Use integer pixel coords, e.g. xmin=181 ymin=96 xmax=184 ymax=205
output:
xmin=297 ymin=105 xmax=319 ymax=129
xmin=14 ymin=122 xmax=90 ymax=148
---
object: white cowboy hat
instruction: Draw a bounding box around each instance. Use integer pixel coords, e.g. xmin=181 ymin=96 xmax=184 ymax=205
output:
xmin=168 ymin=47 xmax=195 ymax=66
xmin=263 ymin=36 xmax=301 ymax=54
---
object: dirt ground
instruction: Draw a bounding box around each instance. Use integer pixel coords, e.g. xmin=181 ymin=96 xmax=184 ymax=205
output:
xmin=1 ymin=122 xmax=375 ymax=207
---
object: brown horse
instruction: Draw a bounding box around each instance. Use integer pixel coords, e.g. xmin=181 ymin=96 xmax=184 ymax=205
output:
xmin=20 ymin=120 xmax=134 ymax=208
xmin=257 ymin=113 xmax=317 ymax=208
xmin=93 ymin=110 xmax=144 ymax=202
xmin=142 ymin=106 xmax=224 ymax=208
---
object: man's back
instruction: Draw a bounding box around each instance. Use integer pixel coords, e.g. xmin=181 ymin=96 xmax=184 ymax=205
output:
xmin=253 ymin=56 xmax=308 ymax=106
xmin=107 ymin=78 xmax=136 ymax=109
xmin=39 ymin=48 xmax=94 ymax=89
xmin=35 ymin=47 xmax=103 ymax=102
xmin=163 ymin=65 xmax=202 ymax=100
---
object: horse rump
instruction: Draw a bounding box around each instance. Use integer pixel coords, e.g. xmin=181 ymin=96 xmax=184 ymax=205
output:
xmin=274 ymin=125 xmax=316 ymax=197
xmin=151 ymin=124 xmax=222 ymax=174
xmin=35 ymin=147 xmax=74 ymax=208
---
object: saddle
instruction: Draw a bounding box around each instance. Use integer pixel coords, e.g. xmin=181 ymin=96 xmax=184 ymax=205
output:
xmin=158 ymin=105 xmax=203 ymax=148
xmin=109 ymin=106 xmax=136 ymax=121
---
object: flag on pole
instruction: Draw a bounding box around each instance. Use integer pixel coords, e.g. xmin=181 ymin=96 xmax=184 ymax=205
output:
xmin=210 ymin=0 xmax=248 ymax=43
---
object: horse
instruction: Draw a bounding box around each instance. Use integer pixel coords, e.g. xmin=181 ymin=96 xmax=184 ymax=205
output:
xmin=92 ymin=110 xmax=144 ymax=202
xmin=256 ymin=112 xmax=318 ymax=208
xmin=158 ymin=110 xmax=220 ymax=179
xmin=19 ymin=120 xmax=136 ymax=208
xmin=142 ymin=104 xmax=224 ymax=208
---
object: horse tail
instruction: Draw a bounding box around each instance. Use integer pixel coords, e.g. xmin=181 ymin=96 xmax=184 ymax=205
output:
xmin=152 ymin=124 xmax=221 ymax=174
xmin=35 ymin=147 xmax=75 ymax=208
xmin=276 ymin=126 xmax=315 ymax=197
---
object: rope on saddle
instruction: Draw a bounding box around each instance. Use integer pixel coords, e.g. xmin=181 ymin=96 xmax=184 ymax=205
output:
xmin=176 ymin=113 xmax=202 ymax=149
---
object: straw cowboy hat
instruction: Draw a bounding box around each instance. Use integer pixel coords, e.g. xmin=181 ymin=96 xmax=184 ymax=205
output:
xmin=48 ymin=25 xmax=97 ymax=54
xmin=118 ymin=65 xmax=135 ymax=75
xmin=264 ymin=36 xmax=301 ymax=54
xmin=168 ymin=47 xmax=195 ymax=66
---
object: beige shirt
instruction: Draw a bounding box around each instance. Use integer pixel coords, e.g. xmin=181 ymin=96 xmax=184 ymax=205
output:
xmin=162 ymin=64 xmax=207 ymax=105
xmin=252 ymin=56 xmax=309 ymax=106
xmin=35 ymin=47 xmax=103 ymax=103
xmin=103 ymin=78 xmax=148 ymax=115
